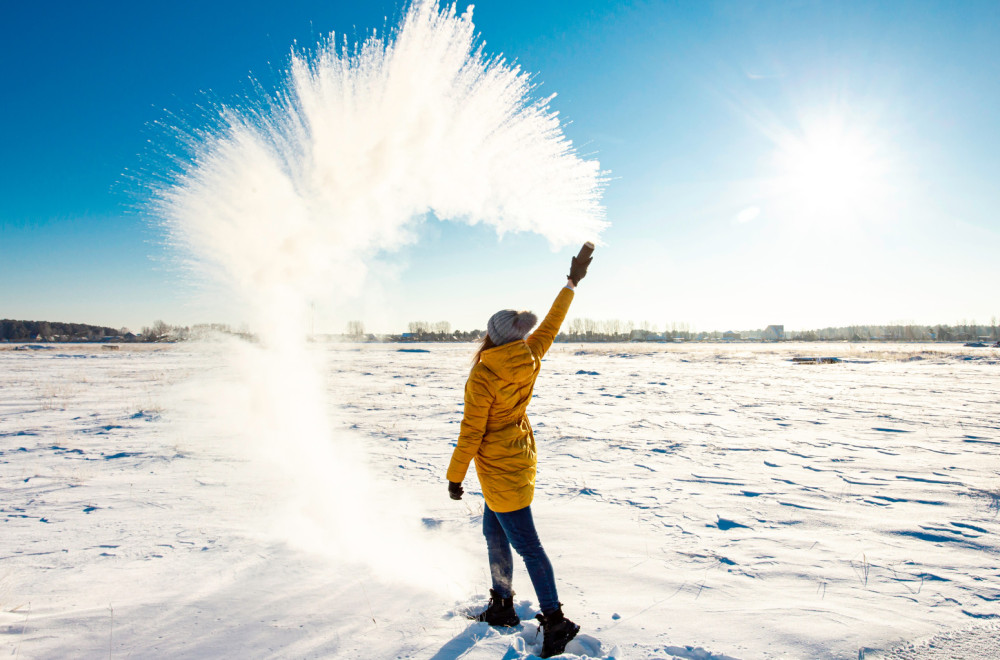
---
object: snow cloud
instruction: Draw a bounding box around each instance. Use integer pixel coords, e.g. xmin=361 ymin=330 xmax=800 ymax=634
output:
xmin=152 ymin=0 xmax=605 ymax=589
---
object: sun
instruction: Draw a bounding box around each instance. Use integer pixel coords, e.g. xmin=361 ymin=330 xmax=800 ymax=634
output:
xmin=768 ymin=115 xmax=892 ymax=223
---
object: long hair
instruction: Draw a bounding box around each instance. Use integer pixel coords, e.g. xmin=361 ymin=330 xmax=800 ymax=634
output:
xmin=470 ymin=334 xmax=496 ymax=374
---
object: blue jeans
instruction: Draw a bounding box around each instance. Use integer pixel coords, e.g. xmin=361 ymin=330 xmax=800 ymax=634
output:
xmin=482 ymin=503 xmax=559 ymax=613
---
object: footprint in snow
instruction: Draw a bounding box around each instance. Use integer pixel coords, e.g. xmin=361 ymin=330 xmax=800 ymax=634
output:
xmin=446 ymin=598 xmax=617 ymax=659
xmin=662 ymin=644 xmax=743 ymax=660
xmin=505 ymin=622 xmax=610 ymax=659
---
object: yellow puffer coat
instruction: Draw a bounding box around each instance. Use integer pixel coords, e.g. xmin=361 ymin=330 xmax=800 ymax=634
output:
xmin=446 ymin=286 xmax=574 ymax=512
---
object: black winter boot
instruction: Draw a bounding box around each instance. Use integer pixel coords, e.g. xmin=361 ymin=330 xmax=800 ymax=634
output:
xmin=535 ymin=607 xmax=580 ymax=658
xmin=469 ymin=589 xmax=520 ymax=627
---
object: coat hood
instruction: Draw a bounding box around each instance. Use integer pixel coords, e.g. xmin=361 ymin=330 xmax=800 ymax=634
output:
xmin=480 ymin=340 xmax=537 ymax=384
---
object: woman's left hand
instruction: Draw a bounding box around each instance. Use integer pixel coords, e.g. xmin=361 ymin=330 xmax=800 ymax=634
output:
xmin=448 ymin=481 xmax=464 ymax=500
xmin=568 ymin=244 xmax=593 ymax=285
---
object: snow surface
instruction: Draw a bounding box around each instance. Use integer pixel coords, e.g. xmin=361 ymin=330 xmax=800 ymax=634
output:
xmin=2 ymin=342 xmax=998 ymax=659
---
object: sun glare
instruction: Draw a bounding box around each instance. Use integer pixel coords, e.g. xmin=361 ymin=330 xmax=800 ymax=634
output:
xmin=769 ymin=116 xmax=892 ymax=224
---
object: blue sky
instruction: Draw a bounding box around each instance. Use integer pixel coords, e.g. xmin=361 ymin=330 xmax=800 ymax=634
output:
xmin=2 ymin=1 xmax=998 ymax=333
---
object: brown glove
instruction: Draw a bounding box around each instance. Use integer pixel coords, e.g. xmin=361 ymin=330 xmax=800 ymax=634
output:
xmin=568 ymin=242 xmax=594 ymax=286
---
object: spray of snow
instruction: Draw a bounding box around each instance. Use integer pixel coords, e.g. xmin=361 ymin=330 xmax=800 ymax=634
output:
xmin=152 ymin=1 xmax=606 ymax=590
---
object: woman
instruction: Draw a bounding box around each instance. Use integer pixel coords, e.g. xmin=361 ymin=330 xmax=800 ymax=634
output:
xmin=446 ymin=245 xmax=593 ymax=659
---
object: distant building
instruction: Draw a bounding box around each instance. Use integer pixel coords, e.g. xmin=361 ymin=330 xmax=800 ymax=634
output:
xmin=763 ymin=325 xmax=785 ymax=341
xmin=722 ymin=330 xmax=741 ymax=341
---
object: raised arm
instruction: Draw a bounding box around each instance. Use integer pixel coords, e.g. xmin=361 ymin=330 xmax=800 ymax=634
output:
xmin=526 ymin=285 xmax=575 ymax=360
xmin=526 ymin=242 xmax=594 ymax=360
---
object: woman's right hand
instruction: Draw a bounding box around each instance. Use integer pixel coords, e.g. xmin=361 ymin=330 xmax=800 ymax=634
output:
xmin=448 ymin=481 xmax=464 ymax=500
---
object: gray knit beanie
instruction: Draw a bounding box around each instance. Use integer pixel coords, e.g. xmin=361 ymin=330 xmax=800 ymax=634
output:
xmin=487 ymin=309 xmax=538 ymax=346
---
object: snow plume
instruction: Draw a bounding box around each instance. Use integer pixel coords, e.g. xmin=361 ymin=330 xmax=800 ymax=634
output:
xmin=152 ymin=2 xmax=606 ymax=590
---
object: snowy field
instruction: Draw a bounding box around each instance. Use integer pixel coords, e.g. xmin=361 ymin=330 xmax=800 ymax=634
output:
xmin=2 ymin=341 xmax=998 ymax=659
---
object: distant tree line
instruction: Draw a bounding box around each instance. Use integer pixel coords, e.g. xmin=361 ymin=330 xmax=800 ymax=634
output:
xmin=1 ymin=319 xmax=250 ymax=343
xmin=1 ymin=319 xmax=125 ymax=342
xmin=382 ymin=318 xmax=1000 ymax=344
xmin=341 ymin=320 xmax=484 ymax=342
xmin=359 ymin=320 xmax=482 ymax=342
xmin=785 ymin=321 xmax=999 ymax=342
xmin=554 ymin=318 xmax=697 ymax=342
xmin=407 ymin=321 xmax=480 ymax=341
xmin=138 ymin=321 xmax=252 ymax=342
xmin=8 ymin=317 xmax=998 ymax=344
